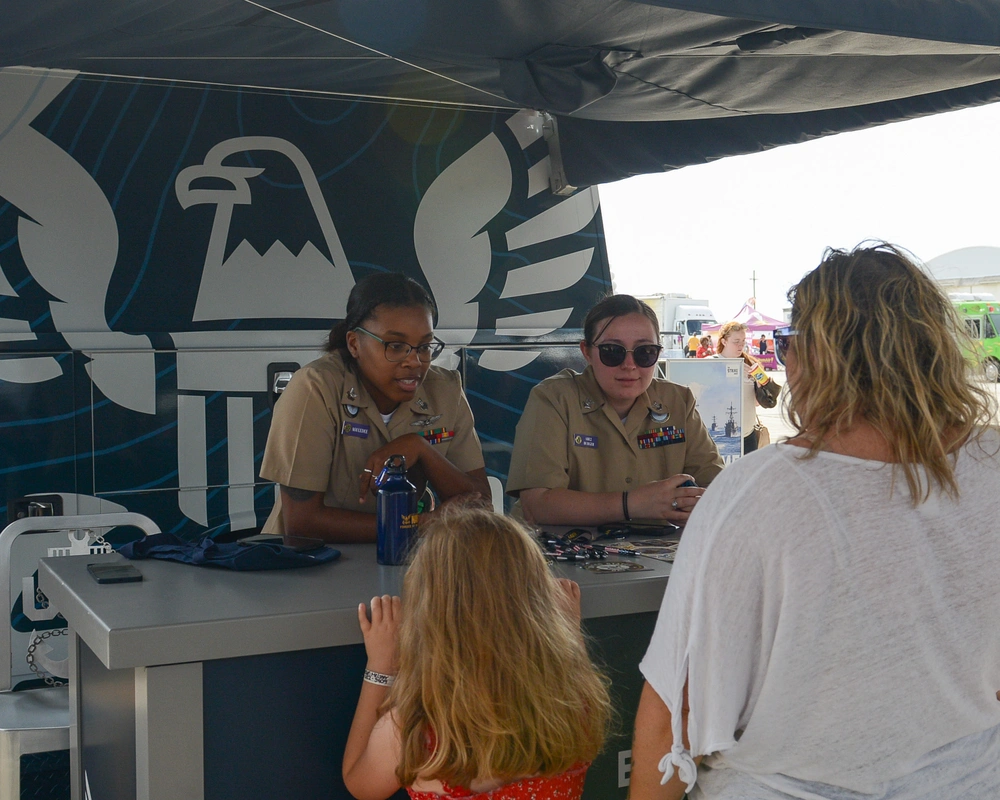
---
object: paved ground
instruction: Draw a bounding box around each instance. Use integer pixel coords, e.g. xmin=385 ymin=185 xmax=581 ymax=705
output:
xmin=755 ymin=371 xmax=1000 ymax=444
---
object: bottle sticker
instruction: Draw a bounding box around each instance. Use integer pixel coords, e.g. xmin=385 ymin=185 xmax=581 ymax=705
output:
xmin=341 ymin=420 xmax=370 ymax=438
xmin=573 ymin=434 xmax=598 ymax=449
xmin=637 ymin=426 xmax=685 ymax=449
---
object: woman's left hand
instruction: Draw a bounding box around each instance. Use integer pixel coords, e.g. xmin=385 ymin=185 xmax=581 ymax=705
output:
xmin=358 ymin=434 xmax=430 ymax=503
xmin=358 ymin=595 xmax=401 ymax=675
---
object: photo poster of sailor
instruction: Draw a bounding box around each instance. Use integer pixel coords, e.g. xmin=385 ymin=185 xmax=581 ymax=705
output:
xmin=0 ymin=67 xmax=610 ymax=536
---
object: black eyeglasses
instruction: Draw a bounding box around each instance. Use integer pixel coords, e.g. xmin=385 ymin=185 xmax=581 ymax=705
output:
xmin=591 ymin=342 xmax=663 ymax=368
xmin=353 ymin=327 xmax=445 ymax=363
xmin=773 ymin=326 xmax=797 ymax=367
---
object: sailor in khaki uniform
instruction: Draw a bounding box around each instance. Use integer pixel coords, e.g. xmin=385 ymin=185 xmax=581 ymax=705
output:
xmin=507 ymin=295 xmax=723 ymax=526
xmin=260 ymin=351 xmax=484 ymax=530
xmin=259 ymin=273 xmax=488 ymax=542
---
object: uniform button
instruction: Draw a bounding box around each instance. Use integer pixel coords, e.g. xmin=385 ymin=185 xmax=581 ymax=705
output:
xmin=625 ymin=477 xmax=632 ymax=484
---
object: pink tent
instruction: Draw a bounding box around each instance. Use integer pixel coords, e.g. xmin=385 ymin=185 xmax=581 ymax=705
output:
xmin=702 ymin=303 xmax=785 ymax=333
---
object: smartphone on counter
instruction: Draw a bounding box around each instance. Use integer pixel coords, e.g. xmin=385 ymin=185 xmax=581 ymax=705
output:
xmin=238 ymin=533 xmax=325 ymax=552
xmin=87 ymin=563 xmax=143 ymax=584
xmin=282 ymin=536 xmax=325 ymax=552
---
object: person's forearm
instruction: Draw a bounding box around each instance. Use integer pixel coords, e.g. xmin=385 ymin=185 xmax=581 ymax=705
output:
xmin=343 ymin=682 xmax=389 ymax=781
xmin=281 ymin=488 xmax=378 ymax=542
xmin=520 ymin=488 xmax=629 ymax=526
xmin=629 ymin=682 xmax=695 ymax=800
xmin=419 ymin=445 xmax=489 ymax=500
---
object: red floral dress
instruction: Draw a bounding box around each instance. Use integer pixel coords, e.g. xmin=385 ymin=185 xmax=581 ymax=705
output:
xmin=406 ymin=762 xmax=589 ymax=800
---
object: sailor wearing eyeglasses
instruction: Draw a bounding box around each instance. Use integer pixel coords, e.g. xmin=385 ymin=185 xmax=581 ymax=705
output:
xmin=507 ymin=295 xmax=723 ymax=526
xmin=259 ymin=273 xmax=488 ymax=543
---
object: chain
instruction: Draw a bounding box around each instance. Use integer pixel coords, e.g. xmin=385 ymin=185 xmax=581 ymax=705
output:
xmin=89 ymin=529 xmax=113 ymax=553
xmin=26 ymin=628 xmax=69 ymax=687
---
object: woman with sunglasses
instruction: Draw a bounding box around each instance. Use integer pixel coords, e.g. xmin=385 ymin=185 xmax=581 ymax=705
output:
xmin=507 ymin=294 xmax=723 ymax=526
xmin=259 ymin=272 xmax=489 ymax=542
xmin=631 ymin=243 xmax=1000 ymax=800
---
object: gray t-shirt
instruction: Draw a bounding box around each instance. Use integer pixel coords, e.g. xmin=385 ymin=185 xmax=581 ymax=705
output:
xmin=640 ymin=430 xmax=1000 ymax=798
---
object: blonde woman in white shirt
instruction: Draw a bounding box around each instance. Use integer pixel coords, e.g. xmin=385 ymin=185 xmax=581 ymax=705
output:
xmin=630 ymin=242 xmax=1000 ymax=800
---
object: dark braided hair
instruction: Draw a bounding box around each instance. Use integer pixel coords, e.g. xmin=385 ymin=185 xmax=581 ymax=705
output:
xmin=327 ymin=273 xmax=438 ymax=363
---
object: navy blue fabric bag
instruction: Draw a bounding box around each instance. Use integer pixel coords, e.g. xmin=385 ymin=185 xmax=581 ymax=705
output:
xmin=120 ymin=533 xmax=340 ymax=570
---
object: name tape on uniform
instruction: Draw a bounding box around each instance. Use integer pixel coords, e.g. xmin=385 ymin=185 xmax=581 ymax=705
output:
xmin=341 ymin=420 xmax=370 ymax=438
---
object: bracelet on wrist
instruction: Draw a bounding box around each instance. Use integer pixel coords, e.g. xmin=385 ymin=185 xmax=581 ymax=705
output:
xmin=622 ymin=490 xmax=631 ymax=521
xmin=363 ymin=669 xmax=396 ymax=687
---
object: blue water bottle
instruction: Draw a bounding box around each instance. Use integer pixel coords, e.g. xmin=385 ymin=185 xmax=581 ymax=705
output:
xmin=375 ymin=454 xmax=418 ymax=565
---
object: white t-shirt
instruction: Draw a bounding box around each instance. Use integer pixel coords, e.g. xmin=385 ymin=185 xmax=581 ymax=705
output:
xmin=640 ymin=430 xmax=1000 ymax=799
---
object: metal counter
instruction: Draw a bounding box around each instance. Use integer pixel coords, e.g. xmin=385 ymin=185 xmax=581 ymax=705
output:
xmin=39 ymin=544 xmax=671 ymax=800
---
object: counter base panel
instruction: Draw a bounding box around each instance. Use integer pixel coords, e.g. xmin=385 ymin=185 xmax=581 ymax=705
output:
xmin=72 ymin=612 xmax=658 ymax=799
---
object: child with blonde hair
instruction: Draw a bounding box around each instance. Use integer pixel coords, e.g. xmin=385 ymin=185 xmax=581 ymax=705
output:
xmin=343 ymin=506 xmax=611 ymax=800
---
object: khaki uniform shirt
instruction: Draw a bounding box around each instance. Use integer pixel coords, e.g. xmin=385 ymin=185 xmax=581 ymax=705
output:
xmin=259 ymin=351 xmax=485 ymax=533
xmin=507 ymin=366 xmax=723 ymax=503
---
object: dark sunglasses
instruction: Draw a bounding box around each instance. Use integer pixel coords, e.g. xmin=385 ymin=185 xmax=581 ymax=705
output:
xmin=774 ymin=326 xmax=797 ymax=367
xmin=592 ymin=342 xmax=663 ymax=368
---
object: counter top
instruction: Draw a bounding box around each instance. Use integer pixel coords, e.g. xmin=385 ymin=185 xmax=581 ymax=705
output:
xmin=38 ymin=543 xmax=671 ymax=671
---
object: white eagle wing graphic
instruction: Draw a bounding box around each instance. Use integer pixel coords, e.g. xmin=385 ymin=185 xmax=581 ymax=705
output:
xmin=414 ymin=110 xmax=599 ymax=372
xmin=0 ymin=68 xmax=157 ymax=412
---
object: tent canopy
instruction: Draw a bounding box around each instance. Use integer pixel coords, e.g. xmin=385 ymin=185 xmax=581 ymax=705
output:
xmin=703 ymin=303 xmax=785 ymax=333
xmin=4 ymin=1 xmax=1000 ymax=185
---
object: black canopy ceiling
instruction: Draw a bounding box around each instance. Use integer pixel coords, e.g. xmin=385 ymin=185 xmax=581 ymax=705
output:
xmin=5 ymin=0 xmax=1000 ymax=185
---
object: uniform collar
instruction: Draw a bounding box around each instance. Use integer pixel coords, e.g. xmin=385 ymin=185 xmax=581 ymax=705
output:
xmin=336 ymin=353 xmax=436 ymax=422
xmin=578 ymin=365 xmax=669 ymax=422
xmin=577 ymin=366 xmax=607 ymax=415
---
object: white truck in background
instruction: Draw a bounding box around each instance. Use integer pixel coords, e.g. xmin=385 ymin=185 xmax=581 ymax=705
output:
xmin=636 ymin=293 xmax=718 ymax=354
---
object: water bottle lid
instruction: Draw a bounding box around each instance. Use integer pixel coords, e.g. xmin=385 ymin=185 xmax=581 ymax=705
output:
xmin=375 ymin=454 xmax=407 ymax=486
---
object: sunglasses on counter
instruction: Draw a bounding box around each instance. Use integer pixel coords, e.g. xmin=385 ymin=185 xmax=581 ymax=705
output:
xmin=592 ymin=342 xmax=663 ymax=368
xmin=774 ymin=326 xmax=797 ymax=367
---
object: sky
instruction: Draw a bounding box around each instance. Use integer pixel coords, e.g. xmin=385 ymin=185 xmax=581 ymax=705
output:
xmin=598 ymin=100 xmax=1000 ymax=324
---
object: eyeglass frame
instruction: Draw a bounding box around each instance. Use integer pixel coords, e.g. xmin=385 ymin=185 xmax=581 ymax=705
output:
xmin=588 ymin=342 xmax=663 ymax=368
xmin=352 ymin=327 xmax=446 ymax=363
xmin=773 ymin=326 xmax=797 ymax=367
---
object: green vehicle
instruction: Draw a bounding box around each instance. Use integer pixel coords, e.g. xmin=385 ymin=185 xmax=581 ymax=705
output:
xmin=952 ymin=299 xmax=1000 ymax=382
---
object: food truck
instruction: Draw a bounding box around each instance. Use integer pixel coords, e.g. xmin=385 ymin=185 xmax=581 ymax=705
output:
xmin=951 ymin=296 xmax=1000 ymax=382
xmin=4 ymin=3 xmax=1000 ymax=799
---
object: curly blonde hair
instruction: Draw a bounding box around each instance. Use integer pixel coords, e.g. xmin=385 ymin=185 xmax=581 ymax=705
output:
xmin=786 ymin=242 xmax=996 ymax=502
xmin=389 ymin=507 xmax=611 ymax=788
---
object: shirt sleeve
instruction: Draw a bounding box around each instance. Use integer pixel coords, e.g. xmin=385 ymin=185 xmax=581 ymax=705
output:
xmin=506 ymin=384 xmax=571 ymax=495
xmin=639 ymin=462 xmax=768 ymax=788
xmin=441 ymin=372 xmax=486 ymax=473
xmin=259 ymin=368 xmax=338 ymax=493
xmin=678 ymin=387 xmax=725 ymax=487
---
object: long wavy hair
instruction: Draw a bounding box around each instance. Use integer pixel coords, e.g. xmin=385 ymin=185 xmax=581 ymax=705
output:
xmin=389 ymin=507 xmax=611 ymax=788
xmin=785 ymin=242 xmax=995 ymax=502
